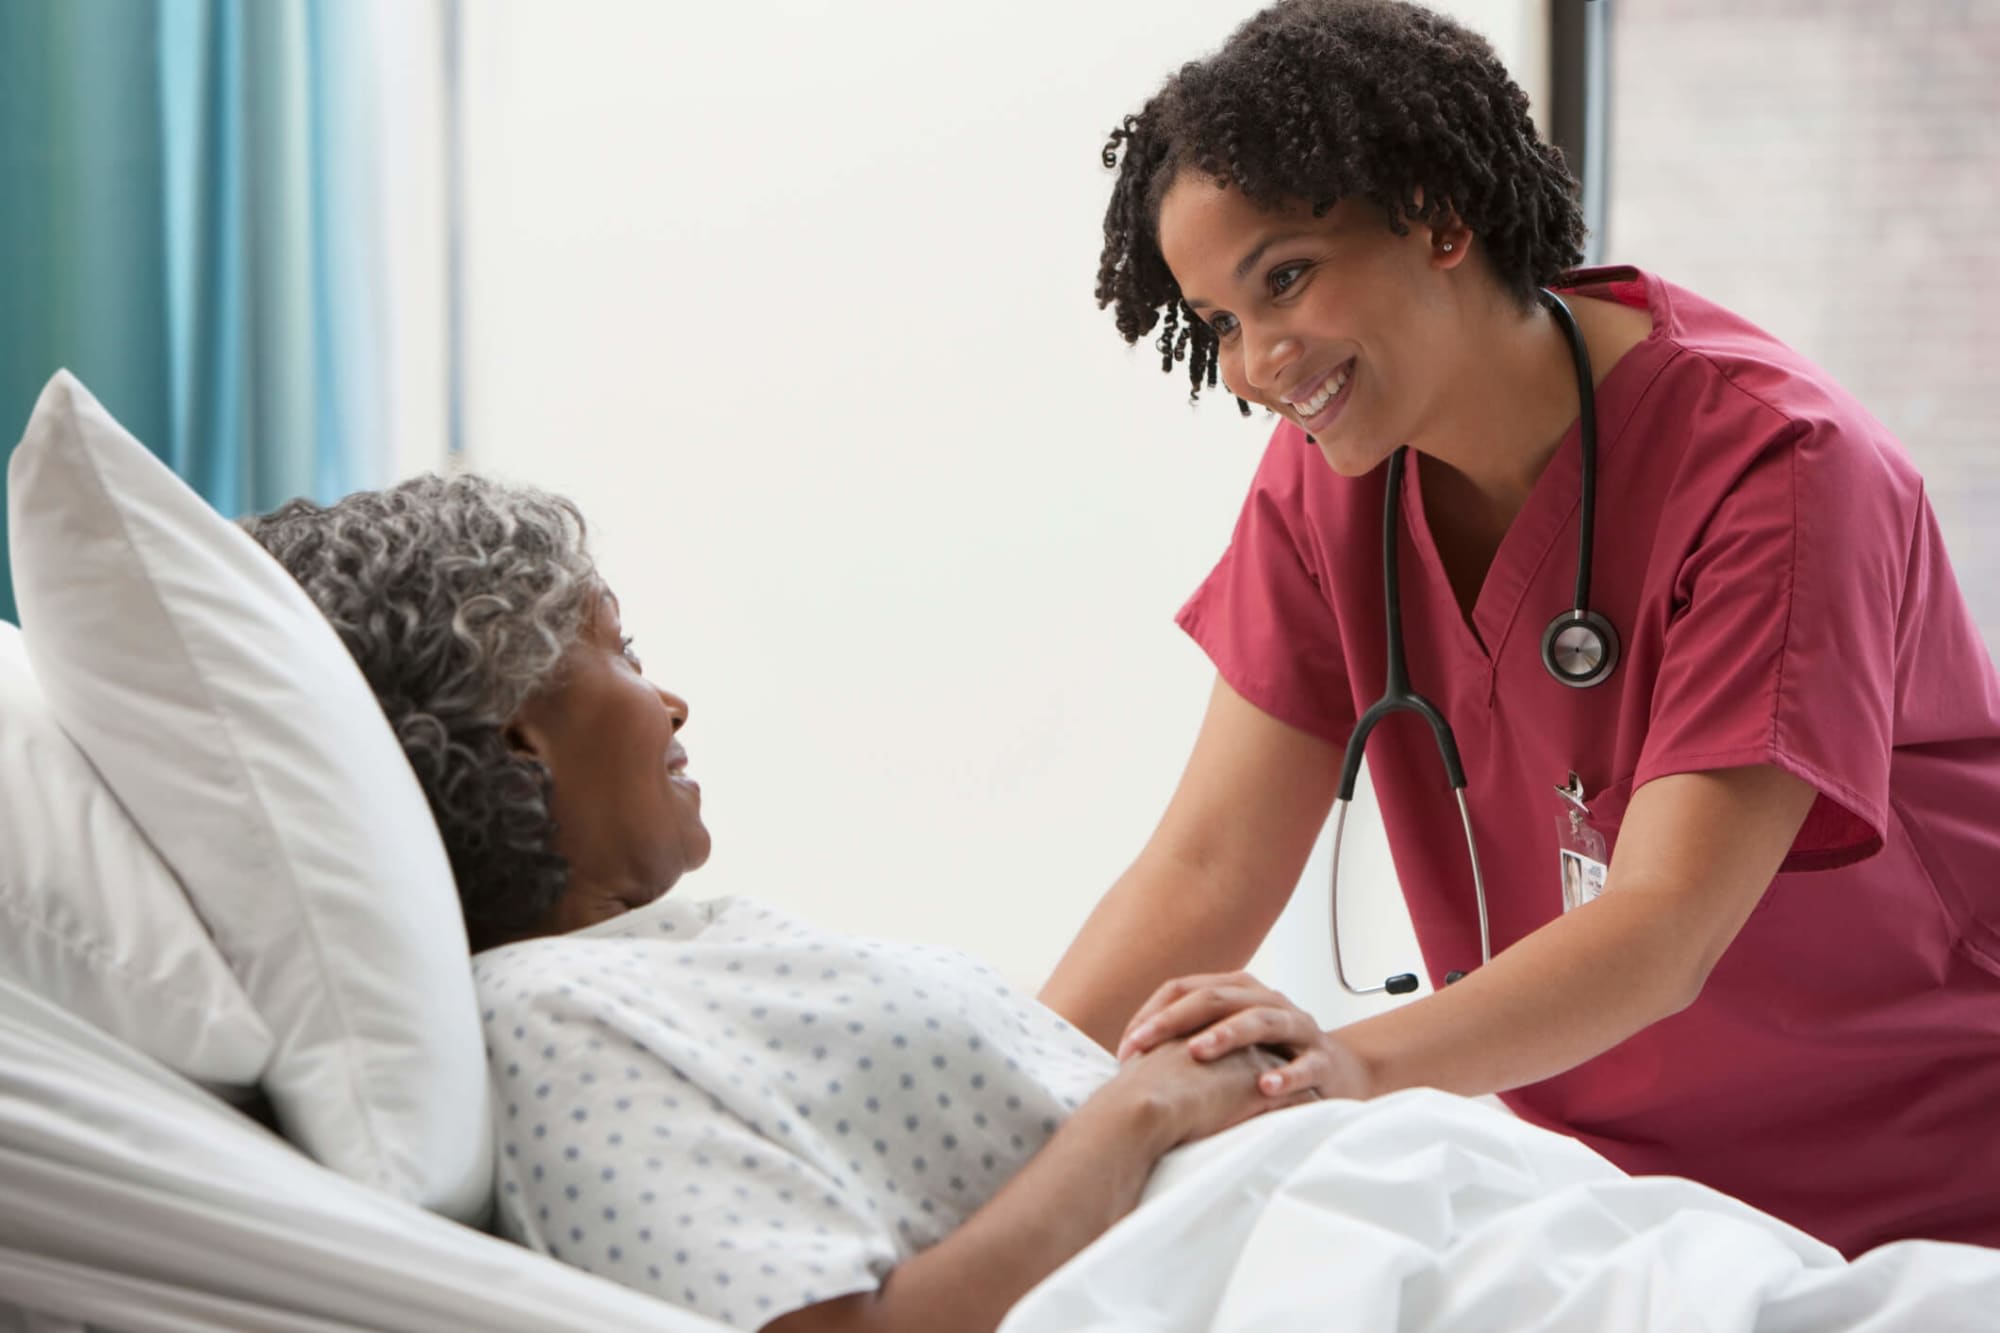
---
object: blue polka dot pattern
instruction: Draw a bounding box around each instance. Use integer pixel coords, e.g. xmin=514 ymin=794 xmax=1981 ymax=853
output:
xmin=476 ymin=894 xmax=1113 ymax=1331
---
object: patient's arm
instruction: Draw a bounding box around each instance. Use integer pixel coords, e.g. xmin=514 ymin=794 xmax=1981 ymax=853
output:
xmin=761 ymin=1041 xmax=1295 ymax=1333
xmin=1039 ymin=675 xmax=1342 ymax=1050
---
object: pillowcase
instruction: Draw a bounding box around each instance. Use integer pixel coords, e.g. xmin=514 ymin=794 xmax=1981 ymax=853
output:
xmin=0 ymin=622 xmax=272 ymax=1087
xmin=7 ymin=370 xmax=492 ymax=1222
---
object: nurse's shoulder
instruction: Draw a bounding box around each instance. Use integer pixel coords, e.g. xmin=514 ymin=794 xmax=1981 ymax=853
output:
xmin=1651 ymin=275 xmax=1919 ymax=484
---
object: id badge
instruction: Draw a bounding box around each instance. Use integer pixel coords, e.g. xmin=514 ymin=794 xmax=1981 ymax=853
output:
xmin=1553 ymin=771 xmax=1609 ymax=913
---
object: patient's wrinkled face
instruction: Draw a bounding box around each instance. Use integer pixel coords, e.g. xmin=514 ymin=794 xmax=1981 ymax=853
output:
xmin=509 ymin=587 xmax=711 ymax=934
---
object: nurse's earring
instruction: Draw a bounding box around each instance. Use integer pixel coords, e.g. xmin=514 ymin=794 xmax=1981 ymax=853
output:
xmin=1441 ymin=242 xmax=1455 ymax=252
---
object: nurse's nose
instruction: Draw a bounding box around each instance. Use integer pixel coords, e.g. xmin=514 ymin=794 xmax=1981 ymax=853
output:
xmin=1242 ymin=329 xmax=1303 ymax=396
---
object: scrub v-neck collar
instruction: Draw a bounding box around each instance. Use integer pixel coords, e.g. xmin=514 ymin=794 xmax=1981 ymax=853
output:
xmin=1398 ymin=268 xmax=1677 ymax=672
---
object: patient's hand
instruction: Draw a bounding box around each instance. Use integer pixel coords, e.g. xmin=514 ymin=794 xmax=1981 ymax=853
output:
xmin=764 ymin=1039 xmax=1313 ymax=1333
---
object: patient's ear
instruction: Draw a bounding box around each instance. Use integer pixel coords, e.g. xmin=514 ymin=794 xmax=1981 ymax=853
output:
xmin=504 ymin=706 xmax=553 ymax=764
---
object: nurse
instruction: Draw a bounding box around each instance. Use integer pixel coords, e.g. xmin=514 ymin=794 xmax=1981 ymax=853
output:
xmin=1041 ymin=0 xmax=2000 ymax=1257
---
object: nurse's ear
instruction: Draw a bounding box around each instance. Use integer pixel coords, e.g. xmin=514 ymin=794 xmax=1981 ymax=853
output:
xmin=1427 ymin=216 xmax=1474 ymax=272
xmin=1406 ymin=186 xmax=1472 ymax=273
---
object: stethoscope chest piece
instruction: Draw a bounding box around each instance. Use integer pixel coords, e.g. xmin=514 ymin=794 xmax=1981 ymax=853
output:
xmin=1540 ymin=608 xmax=1620 ymax=688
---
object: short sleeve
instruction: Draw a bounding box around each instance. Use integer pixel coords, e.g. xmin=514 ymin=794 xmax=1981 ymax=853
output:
xmin=481 ymin=948 xmax=893 ymax=1330
xmin=1177 ymin=425 xmax=1357 ymax=746
xmin=1634 ymin=413 xmax=1909 ymax=870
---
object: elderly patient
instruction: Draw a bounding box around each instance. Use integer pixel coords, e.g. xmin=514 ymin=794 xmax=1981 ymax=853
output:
xmin=248 ymin=474 xmax=1302 ymax=1333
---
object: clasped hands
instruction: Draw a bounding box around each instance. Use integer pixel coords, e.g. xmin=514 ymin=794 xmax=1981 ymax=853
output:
xmin=1115 ymin=971 xmax=1372 ymax=1104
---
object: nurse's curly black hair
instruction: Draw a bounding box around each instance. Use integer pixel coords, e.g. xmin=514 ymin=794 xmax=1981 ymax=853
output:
xmin=244 ymin=474 xmax=597 ymax=952
xmin=1096 ymin=0 xmax=1586 ymax=405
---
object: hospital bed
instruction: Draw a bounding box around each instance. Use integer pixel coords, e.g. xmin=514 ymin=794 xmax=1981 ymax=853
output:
xmin=0 ymin=974 xmax=721 ymax=1333
xmin=10 ymin=961 xmax=2000 ymax=1333
xmin=5 ymin=372 xmax=1999 ymax=1332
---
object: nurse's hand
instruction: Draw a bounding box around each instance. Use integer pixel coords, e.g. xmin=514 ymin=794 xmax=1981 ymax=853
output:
xmin=1115 ymin=971 xmax=1372 ymax=1102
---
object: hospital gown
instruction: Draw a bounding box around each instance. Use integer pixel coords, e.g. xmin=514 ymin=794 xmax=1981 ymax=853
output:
xmin=475 ymin=894 xmax=1116 ymax=1330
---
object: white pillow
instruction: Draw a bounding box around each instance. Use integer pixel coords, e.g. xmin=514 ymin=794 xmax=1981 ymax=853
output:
xmin=0 ymin=623 xmax=272 ymax=1087
xmin=7 ymin=370 xmax=492 ymax=1222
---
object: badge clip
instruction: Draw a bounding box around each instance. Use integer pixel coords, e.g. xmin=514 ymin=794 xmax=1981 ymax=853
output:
xmin=1552 ymin=770 xmax=1608 ymax=913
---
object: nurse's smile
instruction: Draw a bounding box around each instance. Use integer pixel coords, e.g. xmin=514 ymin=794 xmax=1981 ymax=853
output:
xmin=1285 ymin=357 xmax=1356 ymax=434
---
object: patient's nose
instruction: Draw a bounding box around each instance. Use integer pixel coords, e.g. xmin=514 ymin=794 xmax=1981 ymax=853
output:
xmin=657 ymin=685 xmax=689 ymax=732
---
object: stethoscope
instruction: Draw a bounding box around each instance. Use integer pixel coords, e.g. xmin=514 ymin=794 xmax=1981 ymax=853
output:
xmin=1329 ymin=289 xmax=1620 ymax=998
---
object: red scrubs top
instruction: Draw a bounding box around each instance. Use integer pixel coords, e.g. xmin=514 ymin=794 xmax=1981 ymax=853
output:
xmin=1178 ymin=266 xmax=2000 ymax=1257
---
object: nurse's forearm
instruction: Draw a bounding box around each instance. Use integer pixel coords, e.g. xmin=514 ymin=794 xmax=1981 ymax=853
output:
xmin=1335 ymin=887 xmax=1707 ymax=1100
xmin=1334 ymin=765 xmax=1814 ymax=1100
xmin=1041 ymin=675 xmax=1344 ymax=1051
xmin=1040 ymin=847 xmax=1276 ymax=1051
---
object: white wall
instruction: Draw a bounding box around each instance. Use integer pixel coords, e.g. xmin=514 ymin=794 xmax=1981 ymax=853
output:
xmin=459 ymin=0 xmax=1544 ymax=1029
xmin=370 ymin=2 xmax=454 ymax=487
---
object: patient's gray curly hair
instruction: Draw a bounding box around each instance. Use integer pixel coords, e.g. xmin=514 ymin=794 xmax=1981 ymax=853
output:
xmin=244 ymin=473 xmax=598 ymax=951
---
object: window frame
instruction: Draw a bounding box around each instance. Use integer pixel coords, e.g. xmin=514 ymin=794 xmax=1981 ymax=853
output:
xmin=1548 ymin=0 xmax=1612 ymax=264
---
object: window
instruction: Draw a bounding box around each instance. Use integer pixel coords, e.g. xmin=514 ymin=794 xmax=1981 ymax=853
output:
xmin=1593 ymin=0 xmax=2000 ymax=653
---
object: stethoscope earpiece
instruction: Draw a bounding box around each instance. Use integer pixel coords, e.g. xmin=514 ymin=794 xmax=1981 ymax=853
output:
xmin=1540 ymin=608 xmax=1620 ymax=688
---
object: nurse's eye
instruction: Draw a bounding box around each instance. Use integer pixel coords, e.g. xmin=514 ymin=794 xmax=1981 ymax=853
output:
xmin=1268 ymin=262 xmax=1310 ymax=297
xmin=1205 ymin=311 xmax=1239 ymax=340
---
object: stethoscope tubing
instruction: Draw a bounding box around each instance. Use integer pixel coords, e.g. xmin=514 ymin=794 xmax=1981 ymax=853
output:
xmin=1329 ymin=288 xmax=1607 ymax=997
xmin=1328 ymin=787 xmax=1488 ymax=995
xmin=1561 ymin=293 xmax=1600 ymax=617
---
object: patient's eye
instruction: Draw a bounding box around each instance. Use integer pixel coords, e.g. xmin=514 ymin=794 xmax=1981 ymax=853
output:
xmin=620 ymin=635 xmax=644 ymax=672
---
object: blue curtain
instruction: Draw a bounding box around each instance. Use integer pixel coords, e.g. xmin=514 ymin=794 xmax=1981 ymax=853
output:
xmin=0 ymin=0 xmax=396 ymax=624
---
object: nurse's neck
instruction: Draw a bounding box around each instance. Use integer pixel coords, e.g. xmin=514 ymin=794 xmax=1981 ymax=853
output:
xmin=1412 ymin=281 xmax=1646 ymax=535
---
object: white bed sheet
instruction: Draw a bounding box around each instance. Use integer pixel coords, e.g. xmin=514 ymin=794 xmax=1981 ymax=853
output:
xmin=6 ymin=970 xmax=1997 ymax=1332
xmin=1002 ymin=1089 xmax=2000 ymax=1332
